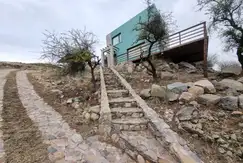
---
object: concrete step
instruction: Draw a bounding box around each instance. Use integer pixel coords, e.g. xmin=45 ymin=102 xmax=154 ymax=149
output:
xmin=111 ymin=107 xmax=144 ymax=119
xmin=107 ymin=89 xmax=129 ymax=98
xmin=109 ymin=97 xmax=137 ymax=108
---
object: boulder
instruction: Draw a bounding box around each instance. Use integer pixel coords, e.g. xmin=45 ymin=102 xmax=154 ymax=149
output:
xmin=167 ymin=82 xmax=188 ymax=94
xmin=219 ymin=79 xmax=243 ymax=91
xmin=90 ymin=113 xmax=100 ymax=121
xmin=221 ymin=65 xmax=242 ymax=76
xmin=161 ymin=71 xmax=175 ymax=80
xmin=176 ymin=106 xmax=197 ymax=121
xmin=197 ymin=94 xmax=221 ymax=106
xmin=238 ymin=77 xmax=243 ymax=83
xmin=179 ymin=92 xmax=194 ymax=102
xmin=220 ymin=96 xmax=238 ymax=110
xmin=140 ymin=89 xmax=151 ymax=99
xmin=151 ymin=84 xmax=166 ymax=98
xmin=188 ymin=86 xmax=204 ymax=97
xmin=169 ymin=62 xmax=179 ymax=70
xmin=194 ymin=79 xmax=216 ymax=93
xmin=179 ymin=62 xmax=196 ymax=70
xmin=137 ymin=155 xmax=145 ymax=163
xmin=239 ymin=95 xmax=243 ymax=109
xmin=167 ymin=91 xmax=179 ymax=102
xmin=127 ymin=62 xmax=134 ymax=73
xmin=89 ymin=105 xmax=100 ymax=114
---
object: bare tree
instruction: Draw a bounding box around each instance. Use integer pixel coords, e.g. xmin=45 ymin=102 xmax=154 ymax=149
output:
xmin=41 ymin=29 xmax=100 ymax=90
xmin=134 ymin=0 xmax=175 ymax=80
xmin=197 ymin=0 xmax=243 ymax=70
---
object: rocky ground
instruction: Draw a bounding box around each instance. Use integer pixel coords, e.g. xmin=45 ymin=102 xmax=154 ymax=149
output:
xmin=116 ymin=60 xmax=243 ymax=163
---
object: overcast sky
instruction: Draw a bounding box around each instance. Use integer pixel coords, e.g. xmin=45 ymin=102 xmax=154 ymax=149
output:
xmin=0 ymin=0 xmax=238 ymax=63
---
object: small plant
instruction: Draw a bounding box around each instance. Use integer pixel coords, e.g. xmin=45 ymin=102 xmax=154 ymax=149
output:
xmin=207 ymin=54 xmax=218 ymax=68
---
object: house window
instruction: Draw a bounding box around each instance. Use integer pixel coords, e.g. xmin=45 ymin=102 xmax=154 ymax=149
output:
xmin=112 ymin=34 xmax=121 ymax=45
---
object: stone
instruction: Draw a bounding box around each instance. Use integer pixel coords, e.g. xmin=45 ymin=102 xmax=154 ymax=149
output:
xmin=177 ymin=106 xmax=196 ymax=121
xmin=167 ymin=82 xmax=188 ymax=94
xmin=164 ymin=109 xmax=174 ymax=122
xmin=179 ymin=92 xmax=194 ymax=102
xmin=217 ymin=138 xmax=226 ymax=144
xmin=219 ymin=79 xmax=243 ymax=91
xmin=239 ymin=95 xmax=243 ymax=109
xmin=231 ymin=111 xmax=243 ymax=116
xmin=140 ymin=89 xmax=151 ymax=99
xmin=127 ymin=63 xmax=134 ymax=73
xmin=48 ymin=146 xmax=58 ymax=154
xmin=179 ymin=62 xmax=196 ymax=70
xmin=197 ymin=94 xmax=221 ymax=106
xmin=189 ymin=101 xmax=199 ymax=107
xmin=84 ymin=112 xmax=91 ymax=120
xmin=71 ymin=102 xmax=80 ymax=109
xmin=238 ymin=77 xmax=243 ymax=83
xmin=188 ymin=86 xmax=204 ymax=97
xmin=194 ymin=79 xmax=216 ymax=93
xmin=132 ymin=113 xmax=140 ymax=118
xmin=66 ymin=98 xmax=73 ymax=104
xmin=151 ymin=84 xmax=166 ymax=98
xmin=90 ymin=113 xmax=99 ymax=121
xmin=89 ymin=105 xmax=100 ymax=114
xmin=218 ymin=111 xmax=226 ymax=117
xmin=220 ymin=96 xmax=238 ymax=111
xmin=111 ymin=134 xmax=119 ymax=143
xmin=221 ymin=65 xmax=242 ymax=76
xmin=137 ymin=155 xmax=145 ymax=163
xmin=230 ymin=134 xmax=237 ymax=141
xmin=218 ymin=147 xmax=226 ymax=154
xmin=167 ymin=91 xmax=179 ymax=102
xmin=239 ymin=123 xmax=243 ymax=128
xmin=161 ymin=71 xmax=175 ymax=80
xmin=226 ymin=151 xmax=233 ymax=157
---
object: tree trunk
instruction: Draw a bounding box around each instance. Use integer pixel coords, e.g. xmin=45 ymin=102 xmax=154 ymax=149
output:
xmin=146 ymin=42 xmax=157 ymax=80
xmin=147 ymin=59 xmax=157 ymax=79
xmin=237 ymin=37 xmax=243 ymax=70
xmin=90 ymin=67 xmax=96 ymax=92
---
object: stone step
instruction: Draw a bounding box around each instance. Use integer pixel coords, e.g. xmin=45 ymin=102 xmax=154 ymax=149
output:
xmin=119 ymin=131 xmax=177 ymax=163
xmin=111 ymin=107 xmax=144 ymax=119
xmin=109 ymin=97 xmax=137 ymax=108
xmin=112 ymin=117 xmax=148 ymax=125
xmin=107 ymin=89 xmax=129 ymax=98
xmin=109 ymin=97 xmax=136 ymax=103
xmin=112 ymin=118 xmax=148 ymax=131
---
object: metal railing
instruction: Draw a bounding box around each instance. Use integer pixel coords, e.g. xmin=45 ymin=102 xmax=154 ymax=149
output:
xmin=121 ymin=22 xmax=207 ymax=62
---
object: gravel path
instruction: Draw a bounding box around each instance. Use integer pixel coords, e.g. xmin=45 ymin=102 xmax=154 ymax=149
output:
xmin=16 ymin=71 xmax=110 ymax=163
xmin=0 ymin=69 xmax=15 ymax=162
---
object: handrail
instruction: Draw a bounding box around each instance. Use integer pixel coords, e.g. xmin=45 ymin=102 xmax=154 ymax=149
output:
xmin=126 ymin=22 xmax=207 ymax=61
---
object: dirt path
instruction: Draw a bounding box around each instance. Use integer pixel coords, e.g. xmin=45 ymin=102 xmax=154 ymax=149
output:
xmin=0 ymin=69 xmax=15 ymax=162
xmin=2 ymin=71 xmax=51 ymax=163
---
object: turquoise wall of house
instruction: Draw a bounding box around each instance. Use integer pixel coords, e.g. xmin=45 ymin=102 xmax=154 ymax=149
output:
xmin=108 ymin=5 xmax=157 ymax=64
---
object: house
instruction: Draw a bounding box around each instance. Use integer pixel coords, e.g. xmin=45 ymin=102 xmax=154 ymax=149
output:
xmin=101 ymin=5 xmax=209 ymax=71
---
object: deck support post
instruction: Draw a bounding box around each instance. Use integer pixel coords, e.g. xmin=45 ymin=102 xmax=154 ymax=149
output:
xmin=203 ymin=22 xmax=208 ymax=78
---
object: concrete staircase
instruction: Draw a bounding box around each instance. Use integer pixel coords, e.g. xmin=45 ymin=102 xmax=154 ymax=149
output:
xmin=103 ymin=68 xmax=177 ymax=163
